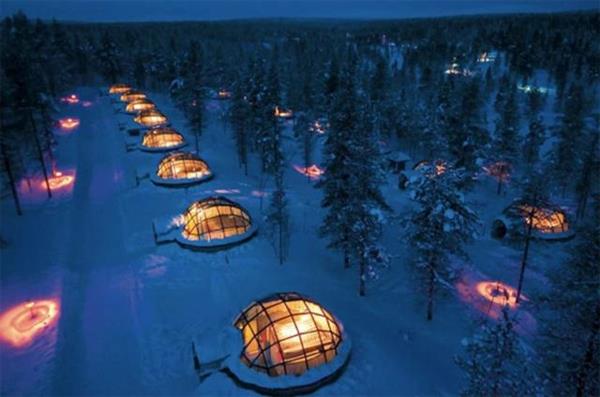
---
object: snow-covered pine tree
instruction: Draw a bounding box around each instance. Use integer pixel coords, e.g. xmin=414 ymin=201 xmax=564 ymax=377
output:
xmin=294 ymin=112 xmax=315 ymax=178
xmin=514 ymin=168 xmax=548 ymax=303
xmin=537 ymin=203 xmax=600 ymax=396
xmin=407 ymin=167 xmax=478 ymax=320
xmin=550 ymin=83 xmax=585 ymax=195
xmin=266 ymin=167 xmax=289 ymax=265
xmin=574 ymin=131 xmax=599 ymax=220
xmin=456 ymin=308 xmax=540 ymax=397
xmin=494 ymin=81 xmax=520 ymax=161
xmin=258 ymin=59 xmax=283 ymax=176
xmin=230 ymin=75 xmax=250 ymax=174
xmin=96 ymin=32 xmax=122 ymax=84
xmin=317 ymin=62 xmax=359 ymax=269
xmin=345 ymin=102 xmax=390 ymax=296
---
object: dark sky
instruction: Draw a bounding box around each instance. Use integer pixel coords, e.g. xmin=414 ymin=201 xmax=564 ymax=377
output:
xmin=1 ymin=0 xmax=597 ymax=22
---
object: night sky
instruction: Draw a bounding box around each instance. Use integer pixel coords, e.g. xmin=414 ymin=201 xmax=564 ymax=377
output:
xmin=1 ymin=0 xmax=598 ymax=22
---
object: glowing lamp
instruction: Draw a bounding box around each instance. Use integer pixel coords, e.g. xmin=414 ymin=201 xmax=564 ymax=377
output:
xmin=274 ymin=106 xmax=293 ymax=119
xmin=217 ymin=89 xmax=232 ymax=99
xmin=476 ymin=281 xmax=523 ymax=309
xmin=293 ymin=164 xmax=325 ymax=180
xmin=44 ymin=171 xmax=75 ymax=191
xmin=59 ymin=117 xmax=80 ymax=130
xmin=61 ymin=94 xmax=80 ymax=104
xmin=0 ymin=299 xmax=60 ymax=348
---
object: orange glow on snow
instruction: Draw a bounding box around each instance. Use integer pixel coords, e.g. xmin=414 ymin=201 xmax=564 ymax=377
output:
xmin=43 ymin=171 xmax=75 ymax=191
xmin=218 ymin=89 xmax=232 ymax=99
xmin=294 ymin=164 xmax=325 ymax=180
xmin=0 ymin=299 xmax=60 ymax=348
xmin=274 ymin=106 xmax=293 ymax=119
xmin=59 ymin=117 xmax=80 ymax=130
xmin=475 ymin=281 xmax=523 ymax=309
xmin=61 ymin=94 xmax=79 ymax=104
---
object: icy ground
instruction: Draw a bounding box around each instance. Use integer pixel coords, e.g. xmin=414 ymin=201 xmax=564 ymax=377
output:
xmin=0 ymin=87 xmax=571 ymax=396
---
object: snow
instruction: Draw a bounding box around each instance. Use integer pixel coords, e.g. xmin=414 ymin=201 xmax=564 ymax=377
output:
xmin=0 ymin=86 xmax=576 ymax=396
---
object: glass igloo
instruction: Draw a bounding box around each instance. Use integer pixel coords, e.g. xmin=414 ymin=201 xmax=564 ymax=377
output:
xmin=175 ymin=196 xmax=256 ymax=249
xmin=140 ymin=127 xmax=185 ymax=152
xmin=220 ymin=292 xmax=351 ymax=395
xmin=151 ymin=152 xmax=212 ymax=186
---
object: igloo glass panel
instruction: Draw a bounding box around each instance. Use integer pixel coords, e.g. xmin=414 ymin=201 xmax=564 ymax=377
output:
xmin=182 ymin=201 xmax=251 ymax=241
xmin=520 ymin=205 xmax=568 ymax=233
xmin=237 ymin=296 xmax=343 ymax=376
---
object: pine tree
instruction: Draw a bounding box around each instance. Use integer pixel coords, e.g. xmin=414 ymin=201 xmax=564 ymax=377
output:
xmin=230 ymin=77 xmax=250 ymax=175
xmin=456 ymin=308 xmax=540 ymax=397
xmin=96 ymin=32 xmax=121 ymax=84
xmin=317 ymin=63 xmax=359 ymax=269
xmin=294 ymin=112 xmax=314 ymax=178
xmin=574 ymin=132 xmax=599 ymax=220
xmin=259 ymin=59 xmax=283 ymax=176
xmin=266 ymin=167 xmax=289 ymax=265
xmin=522 ymin=117 xmax=545 ymax=167
xmin=537 ymin=206 xmax=600 ymax=396
xmin=494 ymin=82 xmax=520 ymax=160
xmin=407 ymin=167 xmax=478 ymax=320
xmin=345 ymin=102 xmax=389 ymax=296
xmin=551 ymin=83 xmax=585 ymax=195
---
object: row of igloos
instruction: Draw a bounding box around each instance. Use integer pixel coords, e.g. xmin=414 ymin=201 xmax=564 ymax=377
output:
xmin=110 ymin=84 xmax=351 ymax=394
xmin=110 ymin=84 xmax=253 ymax=250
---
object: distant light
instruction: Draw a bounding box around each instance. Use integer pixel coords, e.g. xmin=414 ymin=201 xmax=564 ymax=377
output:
xmin=293 ymin=164 xmax=325 ymax=180
xmin=59 ymin=117 xmax=80 ymax=130
xmin=0 ymin=299 xmax=60 ymax=348
xmin=61 ymin=94 xmax=79 ymax=104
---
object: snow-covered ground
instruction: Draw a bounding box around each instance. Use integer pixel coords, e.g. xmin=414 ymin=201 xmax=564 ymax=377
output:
xmin=0 ymin=87 xmax=573 ymax=396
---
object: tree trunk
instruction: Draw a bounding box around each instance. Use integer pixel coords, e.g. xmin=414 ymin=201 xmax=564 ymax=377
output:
xmin=427 ymin=265 xmax=434 ymax=321
xmin=28 ymin=111 xmax=52 ymax=198
xmin=1 ymin=142 xmax=22 ymax=216
xmin=516 ymin=210 xmax=535 ymax=303
xmin=575 ymin=303 xmax=600 ymax=397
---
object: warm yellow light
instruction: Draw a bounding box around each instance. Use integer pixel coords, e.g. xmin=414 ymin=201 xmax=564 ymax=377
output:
xmin=126 ymin=99 xmax=155 ymax=113
xmin=142 ymin=128 xmax=184 ymax=149
xmin=109 ymin=84 xmax=132 ymax=94
xmin=182 ymin=198 xmax=251 ymax=242
xmin=0 ymin=299 xmax=60 ymax=348
xmin=61 ymin=94 xmax=79 ymax=104
xmin=476 ymin=281 xmax=522 ymax=308
xmin=274 ymin=106 xmax=293 ymax=118
xmin=120 ymin=91 xmax=147 ymax=103
xmin=59 ymin=117 xmax=80 ymax=130
xmin=157 ymin=153 xmax=210 ymax=180
xmin=218 ymin=89 xmax=232 ymax=99
xmin=43 ymin=171 xmax=75 ymax=191
xmin=134 ymin=110 xmax=168 ymax=127
xmin=519 ymin=205 xmax=567 ymax=233
xmin=293 ymin=164 xmax=325 ymax=180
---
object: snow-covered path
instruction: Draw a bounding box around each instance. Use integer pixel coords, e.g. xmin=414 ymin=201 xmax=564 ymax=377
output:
xmin=51 ymin=89 xmax=144 ymax=396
